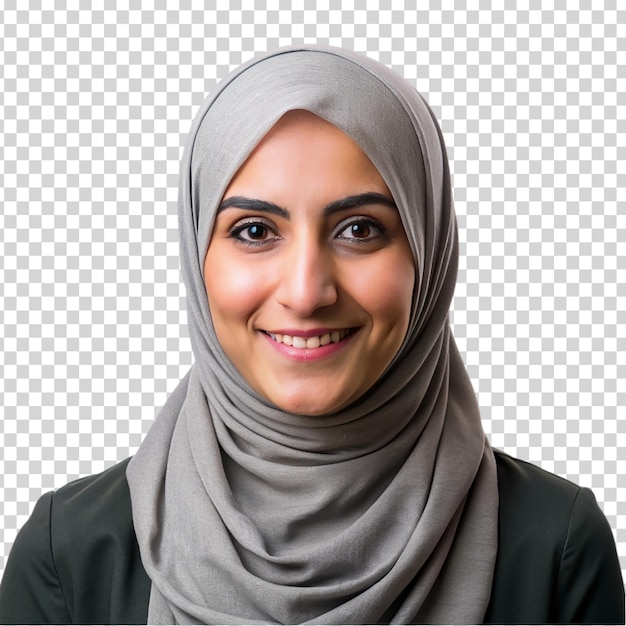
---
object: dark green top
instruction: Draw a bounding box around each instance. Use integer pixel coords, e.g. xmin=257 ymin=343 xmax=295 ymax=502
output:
xmin=0 ymin=450 xmax=623 ymax=624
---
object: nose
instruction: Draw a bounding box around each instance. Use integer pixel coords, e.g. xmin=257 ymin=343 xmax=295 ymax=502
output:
xmin=274 ymin=238 xmax=338 ymax=316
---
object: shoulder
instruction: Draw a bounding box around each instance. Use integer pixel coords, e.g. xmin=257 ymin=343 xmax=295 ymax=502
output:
xmin=487 ymin=450 xmax=624 ymax=624
xmin=493 ymin=449 xmax=582 ymax=536
xmin=50 ymin=457 xmax=134 ymax=532
xmin=48 ymin=458 xmax=139 ymax=571
xmin=0 ymin=490 xmax=71 ymax=624
xmin=52 ymin=458 xmax=150 ymax=624
xmin=0 ymin=459 xmax=150 ymax=625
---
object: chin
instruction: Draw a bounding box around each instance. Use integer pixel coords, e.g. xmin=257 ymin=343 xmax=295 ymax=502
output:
xmin=257 ymin=372 xmax=368 ymax=416
xmin=268 ymin=390 xmax=350 ymax=417
xmin=278 ymin=400 xmax=340 ymax=417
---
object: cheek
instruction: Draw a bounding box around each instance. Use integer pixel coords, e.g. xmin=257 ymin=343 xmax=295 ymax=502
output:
xmin=204 ymin=249 xmax=266 ymax=325
xmin=349 ymin=252 xmax=415 ymax=330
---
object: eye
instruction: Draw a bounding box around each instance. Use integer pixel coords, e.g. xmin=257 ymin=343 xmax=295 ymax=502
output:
xmin=240 ymin=224 xmax=269 ymax=241
xmin=336 ymin=217 xmax=386 ymax=242
xmin=228 ymin=219 xmax=279 ymax=246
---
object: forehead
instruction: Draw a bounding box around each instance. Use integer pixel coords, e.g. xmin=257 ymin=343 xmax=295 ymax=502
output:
xmin=222 ymin=110 xmax=392 ymax=202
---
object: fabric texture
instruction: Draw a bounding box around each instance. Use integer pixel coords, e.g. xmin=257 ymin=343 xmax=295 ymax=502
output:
xmin=1 ymin=452 xmax=624 ymax=625
xmin=125 ymin=45 xmax=499 ymax=624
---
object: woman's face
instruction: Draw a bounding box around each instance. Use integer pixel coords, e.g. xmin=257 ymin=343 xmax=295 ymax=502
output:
xmin=204 ymin=110 xmax=415 ymax=415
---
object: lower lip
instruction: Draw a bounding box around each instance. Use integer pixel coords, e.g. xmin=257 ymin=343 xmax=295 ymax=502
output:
xmin=262 ymin=330 xmax=358 ymax=362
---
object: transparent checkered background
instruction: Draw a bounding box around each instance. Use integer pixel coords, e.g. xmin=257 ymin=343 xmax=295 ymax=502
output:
xmin=1 ymin=1 xmax=624 ymax=585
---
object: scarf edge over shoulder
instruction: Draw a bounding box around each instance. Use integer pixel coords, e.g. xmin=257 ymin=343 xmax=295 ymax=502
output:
xmin=127 ymin=45 xmax=498 ymax=625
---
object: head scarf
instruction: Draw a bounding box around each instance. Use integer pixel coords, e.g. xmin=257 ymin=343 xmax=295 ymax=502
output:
xmin=127 ymin=45 xmax=498 ymax=624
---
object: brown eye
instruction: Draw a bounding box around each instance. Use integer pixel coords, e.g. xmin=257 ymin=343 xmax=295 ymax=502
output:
xmin=245 ymin=224 xmax=268 ymax=240
xmin=336 ymin=218 xmax=386 ymax=242
xmin=229 ymin=220 xmax=278 ymax=246
xmin=348 ymin=223 xmax=371 ymax=238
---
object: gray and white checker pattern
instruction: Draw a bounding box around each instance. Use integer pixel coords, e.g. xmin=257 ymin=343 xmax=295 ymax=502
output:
xmin=1 ymin=2 xmax=624 ymax=586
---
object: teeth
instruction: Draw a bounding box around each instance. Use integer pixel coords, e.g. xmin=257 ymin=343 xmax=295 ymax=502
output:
xmin=306 ymin=336 xmax=321 ymax=349
xmin=292 ymin=336 xmax=307 ymax=349
xmin=267 ymin=329 xmax=350 ymax=349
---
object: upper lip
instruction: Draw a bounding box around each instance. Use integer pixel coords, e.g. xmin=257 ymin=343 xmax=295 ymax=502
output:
xmin=262 ymin=327 xmax=355 ymax=338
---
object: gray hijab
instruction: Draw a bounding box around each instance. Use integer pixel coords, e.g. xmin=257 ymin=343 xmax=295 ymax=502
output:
xmin=127 ymin=45 xmax=498 ymax=625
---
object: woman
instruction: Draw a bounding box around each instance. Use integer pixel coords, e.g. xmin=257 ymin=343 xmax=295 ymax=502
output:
xmin=0 ymin=45 xmax=623 ymax=625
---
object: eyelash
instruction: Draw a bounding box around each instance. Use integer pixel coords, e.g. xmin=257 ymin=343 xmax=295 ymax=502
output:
xmin=335 ymin=217 xmax=388 ymax=242
xmin=228 ymin=218 xmax=279 ymax=247
xmin=227 ymin=216 xmax=388 ymax=248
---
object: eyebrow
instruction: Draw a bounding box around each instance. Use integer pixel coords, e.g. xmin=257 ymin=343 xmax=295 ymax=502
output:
xmin=217 ymin=192 xmax=398 ymax=218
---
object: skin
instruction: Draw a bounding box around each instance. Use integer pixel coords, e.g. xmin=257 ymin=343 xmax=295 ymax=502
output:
xmin=204 ymin=110 xmax=415 ymax=416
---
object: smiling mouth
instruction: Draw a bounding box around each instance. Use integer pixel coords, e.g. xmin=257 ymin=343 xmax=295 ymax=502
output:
xmin=265 ymin=329 xmax=355 ymax=349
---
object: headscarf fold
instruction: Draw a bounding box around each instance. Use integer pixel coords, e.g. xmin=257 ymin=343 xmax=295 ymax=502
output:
xmin=127 ymin=45 xmax=498 ymax=624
